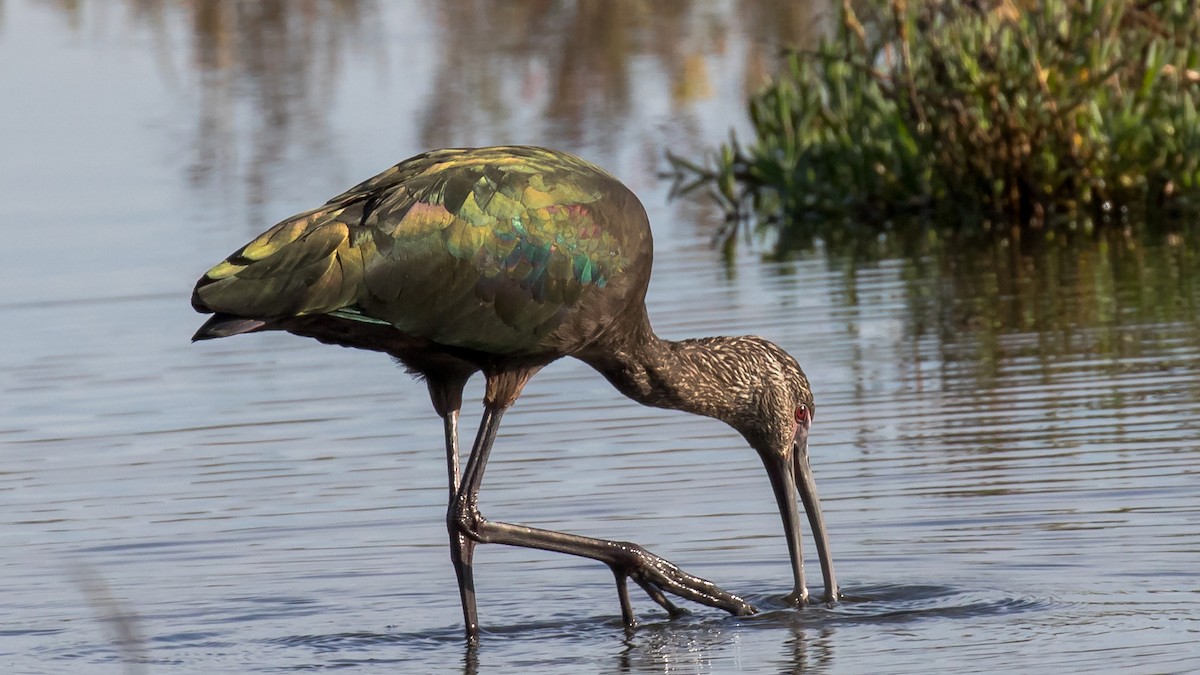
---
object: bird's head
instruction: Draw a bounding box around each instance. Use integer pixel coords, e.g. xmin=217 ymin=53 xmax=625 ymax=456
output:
xmin=725 ymin=338 xmax=838 ymax=606
xmin=591 ymin=332 xmax=839 ymax=605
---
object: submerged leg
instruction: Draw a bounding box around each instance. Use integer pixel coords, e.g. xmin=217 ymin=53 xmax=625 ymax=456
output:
xmin=452 ymin=399 xmax=755 ymax=637
xmin=426 ymin=376 xmax=479 ymax=638
xmin=441 ymin=409 xmax=481 ymax=637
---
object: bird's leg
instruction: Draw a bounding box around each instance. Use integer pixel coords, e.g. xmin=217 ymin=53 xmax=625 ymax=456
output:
xmin=442 ymin=408 xmax=481 ymax=638
xmin=450 ymin=403 xmax=506 ymax=639
xmin=443 ymin=409 xmax=461 ymax=500
xmin=453 ymin=402 xmax=755 ymax=632
xmin=426 ymin=375 xmax=478 ymax=639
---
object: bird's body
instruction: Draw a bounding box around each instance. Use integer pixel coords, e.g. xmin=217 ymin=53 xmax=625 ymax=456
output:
xmin=193 ymin=146 xmax=838 ymax=638
xmin=195 ymin=146 xmax=648 ymax=361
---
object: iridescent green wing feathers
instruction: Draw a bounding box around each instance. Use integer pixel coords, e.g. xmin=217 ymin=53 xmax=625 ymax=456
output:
xmin=192 ymin=146 xmax=632 ymax=353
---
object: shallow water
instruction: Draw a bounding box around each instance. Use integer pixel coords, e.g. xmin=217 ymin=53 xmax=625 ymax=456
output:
xmin=3 ymin=1 xmax=1200 ymax=672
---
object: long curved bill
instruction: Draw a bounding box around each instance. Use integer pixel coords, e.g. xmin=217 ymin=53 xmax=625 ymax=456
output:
xmin=762 ymin=422 xmax=839 ymax=605
xmin=795 ymin=435 xmax=838 ymax=602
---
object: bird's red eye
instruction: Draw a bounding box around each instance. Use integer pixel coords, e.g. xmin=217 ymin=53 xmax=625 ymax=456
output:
xmin=795 ymin=404 xmax=811 ymax=425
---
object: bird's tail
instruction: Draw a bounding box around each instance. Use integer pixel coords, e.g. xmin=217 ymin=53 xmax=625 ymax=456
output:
xmin=191 ymin=313 xmax=268 ymax=341
xmin=190 ymin=196 xmax=371 ymax=323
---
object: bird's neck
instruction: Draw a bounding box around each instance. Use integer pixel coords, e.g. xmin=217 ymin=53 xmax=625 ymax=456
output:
xmin=580 ymin=316 xmax=755 ymax=426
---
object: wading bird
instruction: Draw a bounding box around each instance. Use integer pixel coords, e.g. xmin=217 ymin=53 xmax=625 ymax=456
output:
xmin=192 ymin=146 xmax=838 ymax=637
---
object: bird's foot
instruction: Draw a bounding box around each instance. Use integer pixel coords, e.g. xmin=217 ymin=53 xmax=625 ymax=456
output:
xmin=606 ymin=541 xmax=756 ymax=627
xmin=460 ymin=516 xmax=756 ymax=627
xmin=783 ymin=589 xmax=808 ymax=607
xmin=784 ymin=587 xmax=841 ymax=607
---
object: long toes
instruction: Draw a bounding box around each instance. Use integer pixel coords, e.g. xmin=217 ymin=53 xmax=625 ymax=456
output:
xmin=610 ymin=543 xmax=758 ymax=618
xmin=641 ymin=561 xmax=755 ymax=616
xmin=611 ymin=567 xmax=637 ymax=627
xmin=631 ymin=575 xmax=685 ymax=617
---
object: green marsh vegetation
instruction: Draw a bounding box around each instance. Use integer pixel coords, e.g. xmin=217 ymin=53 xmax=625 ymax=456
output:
xmin=670 ymin=0 xmax=1200 ymax=373
xmin=670 ymin=0 xmax=1200 ymax=251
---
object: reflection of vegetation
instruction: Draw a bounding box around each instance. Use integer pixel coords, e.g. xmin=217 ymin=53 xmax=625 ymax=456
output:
xmin=130 ymin=0 xmax=380 ymax=221
xmin=44 ymin=0 xmax=826 ymax=219
xmin=673 ymin=0 xmax=1200 ymax=240
xmin=418 ymin=0 xmax=824 ymax=149
xmin=890 ymin=227 xmax=1200 ymax=393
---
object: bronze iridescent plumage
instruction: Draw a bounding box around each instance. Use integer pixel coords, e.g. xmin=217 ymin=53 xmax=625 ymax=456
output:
xmin=192 ymin=146 xmax=837 ymax=638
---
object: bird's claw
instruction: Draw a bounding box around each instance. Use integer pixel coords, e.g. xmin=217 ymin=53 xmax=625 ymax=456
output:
xmin=607 ymin=541 xmax=756 ymax=627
